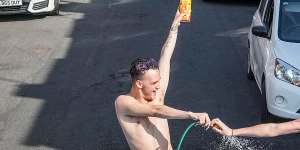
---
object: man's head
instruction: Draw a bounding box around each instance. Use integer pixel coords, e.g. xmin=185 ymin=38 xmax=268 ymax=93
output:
xmin=130 ymin=58 xmax=161 ymax=101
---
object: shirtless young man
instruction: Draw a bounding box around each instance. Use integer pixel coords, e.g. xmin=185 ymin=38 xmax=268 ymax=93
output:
xmin=211 ymin=118 xmax=300 ymax=137
xmin=115 ymin=11 xmax=211 ymax=150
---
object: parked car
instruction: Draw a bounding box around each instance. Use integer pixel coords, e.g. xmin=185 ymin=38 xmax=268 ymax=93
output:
xmin=0 ymin=0 xmax=60 ymax=15
xmin=248 ymin=0 xmax=300 ymax=120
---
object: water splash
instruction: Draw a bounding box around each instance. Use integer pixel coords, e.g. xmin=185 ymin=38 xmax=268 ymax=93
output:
xmin=216 ymin=136 xmax=273 ymax=150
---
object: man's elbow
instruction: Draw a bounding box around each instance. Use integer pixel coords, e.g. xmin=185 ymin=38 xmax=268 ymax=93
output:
xmin=150 ymin=105 xmax=164 ymax=118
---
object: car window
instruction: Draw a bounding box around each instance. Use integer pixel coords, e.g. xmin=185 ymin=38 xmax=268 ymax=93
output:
xmin=278 ymin=0 xmax=300 ymax=43
xmin=259 ymin=0 xmax=268 ymax=17
xmin=263 ymin=0 xmax=274 ymax=37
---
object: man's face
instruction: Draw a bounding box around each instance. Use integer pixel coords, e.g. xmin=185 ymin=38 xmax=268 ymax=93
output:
xmin=139 ymin=69 xmax=161 ymax=101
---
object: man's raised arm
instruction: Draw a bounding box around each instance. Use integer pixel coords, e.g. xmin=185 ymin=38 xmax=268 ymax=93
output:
xmin=159 ymin=11 xmax=183 ymax=99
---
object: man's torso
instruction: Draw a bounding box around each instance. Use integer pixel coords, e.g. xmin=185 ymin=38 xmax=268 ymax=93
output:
xmin=116 ymin=93 xmax=172 ymax=150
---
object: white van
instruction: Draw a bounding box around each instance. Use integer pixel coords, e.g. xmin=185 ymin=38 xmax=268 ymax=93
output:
xmin=248 ymin=0 xmax=300 ymax=120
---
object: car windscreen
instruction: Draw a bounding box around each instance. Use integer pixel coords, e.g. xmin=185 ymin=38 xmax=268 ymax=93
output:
xmin=278 ymin=0 xmax=300 ymax=43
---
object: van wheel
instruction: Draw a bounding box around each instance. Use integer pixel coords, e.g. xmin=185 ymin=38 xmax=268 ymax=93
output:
xmin=261 ymin=81 xmax=273 ymax=122
xmin=49 ymin=0 xmax=60 ymax=16
xmin=247 ymin=52 xmax=254 ymax=80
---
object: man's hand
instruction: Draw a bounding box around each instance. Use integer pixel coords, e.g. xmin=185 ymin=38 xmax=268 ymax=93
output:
xmin=170 ymin=10 xmax=183 ymax=32
xmin=211 ymin=118 xmax=233 ymax=136
xmin=189 ymin=112 xmax=211 ymax=127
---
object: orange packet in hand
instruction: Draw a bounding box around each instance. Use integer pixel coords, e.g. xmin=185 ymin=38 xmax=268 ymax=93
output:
xmin=179 ymin=0 xmax=192 ymax=22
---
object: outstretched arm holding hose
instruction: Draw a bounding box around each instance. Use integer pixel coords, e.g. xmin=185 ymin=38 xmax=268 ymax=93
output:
xmin=116 ymin=95 xmax=211 ymax=127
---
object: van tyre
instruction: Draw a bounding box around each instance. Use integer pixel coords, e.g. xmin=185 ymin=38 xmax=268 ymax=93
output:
xmin=49 ymin=0 xmax=60 ymax=16
xmin=261 ymin=81 xmax=273 ymax=122
xmin=247 ymin=52 xmax=254 ymax=80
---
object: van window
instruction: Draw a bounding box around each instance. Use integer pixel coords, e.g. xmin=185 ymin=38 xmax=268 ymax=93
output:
xmin=263 ymin=0 xmax=274 ymax=37
xmin=259 ymin=0 xmax=268 ymax=17
xmin=278 ymin=0 xmax=300 ymax=43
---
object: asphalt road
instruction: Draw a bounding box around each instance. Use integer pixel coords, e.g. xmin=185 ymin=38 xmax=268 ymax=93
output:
xmin=0 ymin=0 xmax=299 ymax=149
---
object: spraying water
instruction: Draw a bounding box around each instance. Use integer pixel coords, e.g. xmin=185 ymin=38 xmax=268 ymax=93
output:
xmin=176 ymin=122 xmax=274 ymax=150
xmin=216 ymin=136 xmax=273 ymax=150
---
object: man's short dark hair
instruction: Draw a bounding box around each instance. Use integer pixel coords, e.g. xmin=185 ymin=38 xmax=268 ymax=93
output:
xmin=130 ymin=58 xmax=159 ymax=80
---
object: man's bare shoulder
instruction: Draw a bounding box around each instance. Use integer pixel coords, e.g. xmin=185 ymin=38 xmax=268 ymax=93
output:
xmin=115 ymin=94 xmax=133 ymax=105
xmin=115 ymin=95 xmax=135 ymax=112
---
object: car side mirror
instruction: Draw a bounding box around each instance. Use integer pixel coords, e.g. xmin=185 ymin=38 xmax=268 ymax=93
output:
xmin=252 ymin=25 xmax=269 ymax=38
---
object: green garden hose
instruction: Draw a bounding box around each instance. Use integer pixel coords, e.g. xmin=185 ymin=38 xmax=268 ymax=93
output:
xmin=176 ymin=122 xmax=197 ymax=150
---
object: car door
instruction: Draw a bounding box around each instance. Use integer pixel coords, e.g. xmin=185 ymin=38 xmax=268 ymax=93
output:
xmin=251 ymin=0 xmax=267 ymax=84
xmin=253 ymin=0 xmax=274 ymax=87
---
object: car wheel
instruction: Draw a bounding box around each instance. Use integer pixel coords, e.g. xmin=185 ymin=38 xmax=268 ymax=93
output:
xmin=247 ymin=52 xmax=254 ymax=80
xmin=261 ymin=80 xmax=273 ymax=122
xmin=261 ymin=80 xmax=286 ymax=122
xmin=49 ymin=0 xmax=60 ymax=16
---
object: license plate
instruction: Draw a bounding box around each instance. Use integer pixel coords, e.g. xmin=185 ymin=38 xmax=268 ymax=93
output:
xmin=0 ymin=0 xmax=22 ymax=7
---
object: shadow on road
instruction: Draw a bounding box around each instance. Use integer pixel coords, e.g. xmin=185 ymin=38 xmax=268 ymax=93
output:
xmin=11 ymin=0 xmax=298 ymax=149
xmin=0 ymin=14 xmax=45 ymax=22
xmin=14 ymin=0 xmax=178 ymax=149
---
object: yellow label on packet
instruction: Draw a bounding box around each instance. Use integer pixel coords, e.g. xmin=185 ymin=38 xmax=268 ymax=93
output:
xmin=179 ymin=0 xmax=192 ymax=22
